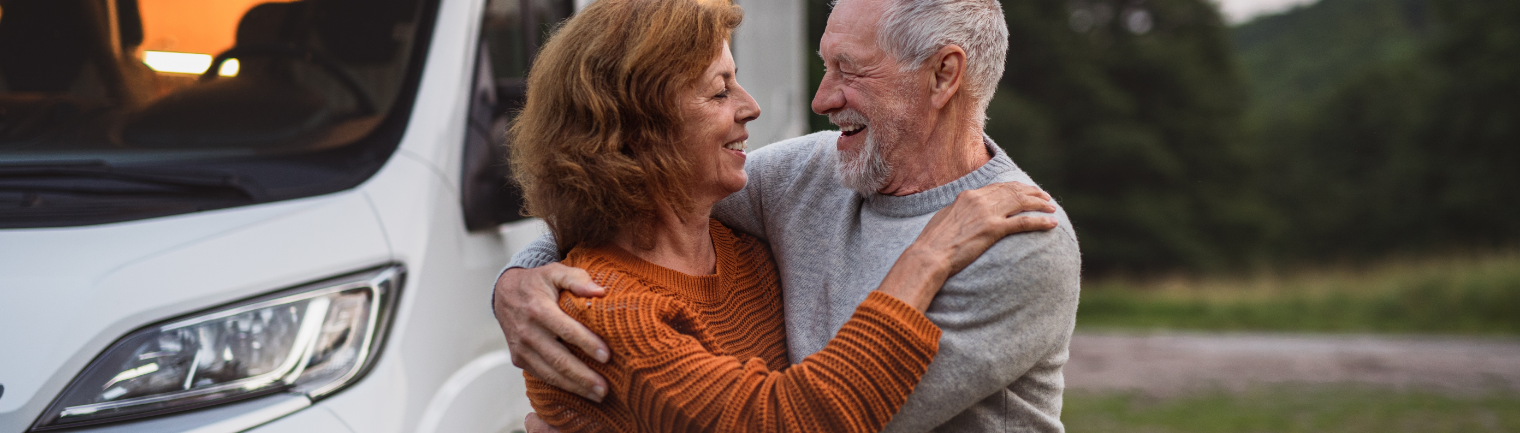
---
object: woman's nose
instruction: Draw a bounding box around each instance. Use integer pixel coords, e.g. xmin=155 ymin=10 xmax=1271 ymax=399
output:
xmin=735 ymin=84 xmax=761 ymax=124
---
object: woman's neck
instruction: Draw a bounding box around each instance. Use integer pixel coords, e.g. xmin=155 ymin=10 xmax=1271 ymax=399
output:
xmin=611 ymin=201 xmax=717 ymax=276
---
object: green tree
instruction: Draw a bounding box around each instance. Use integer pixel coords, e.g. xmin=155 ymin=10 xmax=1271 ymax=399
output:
xmin=1241 ymin=0 xmax=1520 ymax=260
xmin=988 ymin=0 xmax=1264 ymax=273
xmin=1422 ymin=0 xmax=1520 ymax=244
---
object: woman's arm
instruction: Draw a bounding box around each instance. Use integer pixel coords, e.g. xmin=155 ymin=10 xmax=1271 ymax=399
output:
xmin=877 ymin=182 xmax=1058 ymax=311
xmin=529 ymin=291 xmax=940 ymax=433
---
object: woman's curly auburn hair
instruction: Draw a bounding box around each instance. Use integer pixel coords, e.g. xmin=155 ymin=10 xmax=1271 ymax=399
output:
xmin=508 ymin=0 xmax=743 ymax=254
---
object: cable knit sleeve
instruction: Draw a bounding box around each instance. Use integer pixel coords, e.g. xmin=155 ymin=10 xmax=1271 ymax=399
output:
xmin=527 ymin=291 xmax=941 ymax=433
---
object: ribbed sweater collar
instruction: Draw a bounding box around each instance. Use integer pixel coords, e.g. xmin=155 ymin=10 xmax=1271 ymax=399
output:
xmin=862 ymin=134 xmax=1019 ymax=218
xmin=574 ymin=219 xmax=734 ymax=304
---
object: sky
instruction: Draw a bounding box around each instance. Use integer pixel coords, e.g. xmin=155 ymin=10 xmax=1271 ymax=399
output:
xmin=1212 ymin=0 xmax=1321 ymax=24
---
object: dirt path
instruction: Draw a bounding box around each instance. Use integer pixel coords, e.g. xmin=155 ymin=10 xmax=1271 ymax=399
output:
xmin=1066 ymin=332 xmax=1520 ymax=396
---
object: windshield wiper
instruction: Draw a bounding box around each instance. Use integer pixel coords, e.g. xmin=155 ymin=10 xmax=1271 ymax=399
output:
xmin=0 ymin=160 xmax=266 ymax=200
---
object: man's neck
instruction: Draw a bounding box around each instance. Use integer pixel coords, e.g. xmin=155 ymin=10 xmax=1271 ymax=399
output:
xmin=876 ymin=120 xmax=990 ymax=197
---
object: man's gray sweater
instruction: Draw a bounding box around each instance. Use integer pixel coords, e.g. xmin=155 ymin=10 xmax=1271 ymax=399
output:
xmin=507 ymin=131 xmax=1082 ymax=432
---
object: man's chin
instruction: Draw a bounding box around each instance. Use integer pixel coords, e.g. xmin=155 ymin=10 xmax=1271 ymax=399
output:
xmin=836 ymin=158 xmax=888 ymax=196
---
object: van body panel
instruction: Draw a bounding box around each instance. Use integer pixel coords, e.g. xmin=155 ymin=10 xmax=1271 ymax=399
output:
xmin=393 ymin=0 xmax=485 ymax=176
xmin=55 ymin=394 xmax=312 ymax=433
xmin=325 ymin=145 xmax=517 ymax=432
xmin=0 ymin=191 xmax=389 ymax=431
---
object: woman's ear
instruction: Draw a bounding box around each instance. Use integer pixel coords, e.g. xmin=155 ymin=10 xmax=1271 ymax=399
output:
xmin=928 ymin=44 xmax=967 ymax=110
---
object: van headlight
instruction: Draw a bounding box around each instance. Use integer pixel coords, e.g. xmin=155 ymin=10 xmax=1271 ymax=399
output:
xmin=30 ymin=265 xmax=404 ymax=431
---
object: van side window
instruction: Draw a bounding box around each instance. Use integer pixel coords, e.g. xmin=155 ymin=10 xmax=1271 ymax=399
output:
xmin=460 ymin=0 xmax=574 ymax=231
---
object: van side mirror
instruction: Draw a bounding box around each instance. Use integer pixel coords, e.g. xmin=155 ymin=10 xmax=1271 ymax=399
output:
xmin=461 ymin=43 xmax=528 ymax=231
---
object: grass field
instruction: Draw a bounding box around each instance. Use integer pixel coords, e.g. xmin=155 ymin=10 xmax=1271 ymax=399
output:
xmin=1063 ymin=386 xmax=1520 ymax=433
xmin=1076 ymin=251 xmax=1520 ymax=334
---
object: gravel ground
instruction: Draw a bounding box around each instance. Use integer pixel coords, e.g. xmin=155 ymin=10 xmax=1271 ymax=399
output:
xmin=1066 ymin=332 xmax=1520 ymax=396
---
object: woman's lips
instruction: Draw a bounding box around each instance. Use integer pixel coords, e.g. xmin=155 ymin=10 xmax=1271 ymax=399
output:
xmin=722 ymin=140 xmax=747 ymax=157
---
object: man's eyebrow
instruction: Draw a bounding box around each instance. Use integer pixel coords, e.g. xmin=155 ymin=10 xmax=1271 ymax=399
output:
xmin=817 ymin=50 xmax=855 ymax=65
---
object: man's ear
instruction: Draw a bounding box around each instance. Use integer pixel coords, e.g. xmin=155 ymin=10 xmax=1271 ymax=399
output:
xmin=928 ymin=44 xmax=967 ymax=110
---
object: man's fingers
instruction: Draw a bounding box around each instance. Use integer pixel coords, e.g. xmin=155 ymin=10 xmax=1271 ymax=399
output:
xmin=542 ymin=343 xmax=608 ymax=401
xmin=525 ymin=412 xmax=561 ymax=433
xmin=539 ymin=302 xmax=611 ymax=364
xmin=522 ymin=335 xmax=608 ymax=402
xmin=543 ymin=263 xmax=606 ymax=297
xmin=522 ymin=298 xmax=609 ymax=396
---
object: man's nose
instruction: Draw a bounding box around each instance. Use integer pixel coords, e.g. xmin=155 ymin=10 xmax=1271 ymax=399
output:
xmin=811 ymin=72 xmax=844 ymax=115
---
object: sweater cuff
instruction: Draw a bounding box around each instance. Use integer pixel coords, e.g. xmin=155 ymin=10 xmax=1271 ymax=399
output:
xmin=506 ymin=251 xmax=560 ymax=272
xmin=857 ymin=291 xmax=942 ymax=355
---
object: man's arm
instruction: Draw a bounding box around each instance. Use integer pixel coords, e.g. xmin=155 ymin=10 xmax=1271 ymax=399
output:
xmin=493 ymin=233 xmax=611 ymax=402
xmin=882 ymin=226 xmax=1082 ymax=432
xmin=503 ymin=232 xmax=560 ymax=270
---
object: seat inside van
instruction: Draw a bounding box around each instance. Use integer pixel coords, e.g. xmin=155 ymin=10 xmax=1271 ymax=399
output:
xmin=122 ymin=0 xmax=417 ymax=150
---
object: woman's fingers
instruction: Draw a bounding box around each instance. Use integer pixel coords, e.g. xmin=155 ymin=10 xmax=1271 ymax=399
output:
xmin=1011 ymin=181 xmax=1053 ymax=202
xmin=1014 ymin=191 xmax=1056 ymax=215
xmin=1000 ymin=215 xmax=1059 ymax=236
xmin=975 ymin=181 xmax=1056 ymax=217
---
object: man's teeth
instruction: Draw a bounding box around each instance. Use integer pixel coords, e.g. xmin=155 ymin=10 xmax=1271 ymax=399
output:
xmin=724 ymin=141 xmax=747 ymax=151
xmin=841 ymin=124 xmax=865 ymax=133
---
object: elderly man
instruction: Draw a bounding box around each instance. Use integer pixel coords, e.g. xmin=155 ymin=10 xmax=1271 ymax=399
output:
xmin=494 ymin=0 xmax=1081 ymax=430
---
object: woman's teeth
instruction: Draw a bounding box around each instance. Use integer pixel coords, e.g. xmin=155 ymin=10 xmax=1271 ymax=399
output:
xmin=724 ymin=141 xmax=747 ymax=151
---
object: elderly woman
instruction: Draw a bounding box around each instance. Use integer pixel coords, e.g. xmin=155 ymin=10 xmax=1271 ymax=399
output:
xmin=509 ymin=0 xmax=1050 ymax=431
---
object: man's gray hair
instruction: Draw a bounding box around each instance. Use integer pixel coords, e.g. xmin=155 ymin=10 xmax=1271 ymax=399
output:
xmin=859 ymin=0 xmax=1010 ymax=122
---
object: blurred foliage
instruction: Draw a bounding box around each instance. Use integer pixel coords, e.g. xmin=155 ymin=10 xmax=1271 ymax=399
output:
xmin=804 ymin=0 xmax=1520 ymax=275
xmin=1234 ymin=0 xmax=1431 ymax=124
xmin=990 ymin=0 xmax=1263 ymax=274
xmin=1065 ymin=386 xmax=1520 ymax=433
xmin=1077 ymin=251 xmax=1520 ymax=333
xmin=1249 ymin=0 xmax=1520 ymax=260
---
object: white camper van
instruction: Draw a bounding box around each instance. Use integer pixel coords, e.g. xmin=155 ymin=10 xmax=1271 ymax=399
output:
xmin=0 ymin=0 xmax=807 ymax=431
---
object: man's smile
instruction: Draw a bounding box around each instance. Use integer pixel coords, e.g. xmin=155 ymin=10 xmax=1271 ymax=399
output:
xmin=841 ymin=124 xmax=867 ymax=137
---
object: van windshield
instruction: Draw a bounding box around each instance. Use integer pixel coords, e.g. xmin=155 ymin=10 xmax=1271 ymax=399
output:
xmin=0 ymin=0 xmax=434 ymax=227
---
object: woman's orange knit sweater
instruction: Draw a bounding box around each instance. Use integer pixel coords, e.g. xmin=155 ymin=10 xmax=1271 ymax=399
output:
xmin=525 ymin=220 xmax=942 ymax=432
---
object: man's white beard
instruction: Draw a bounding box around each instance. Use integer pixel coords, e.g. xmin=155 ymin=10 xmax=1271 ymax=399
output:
xmin=831 ymin=108 xmax=893 ymax=196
